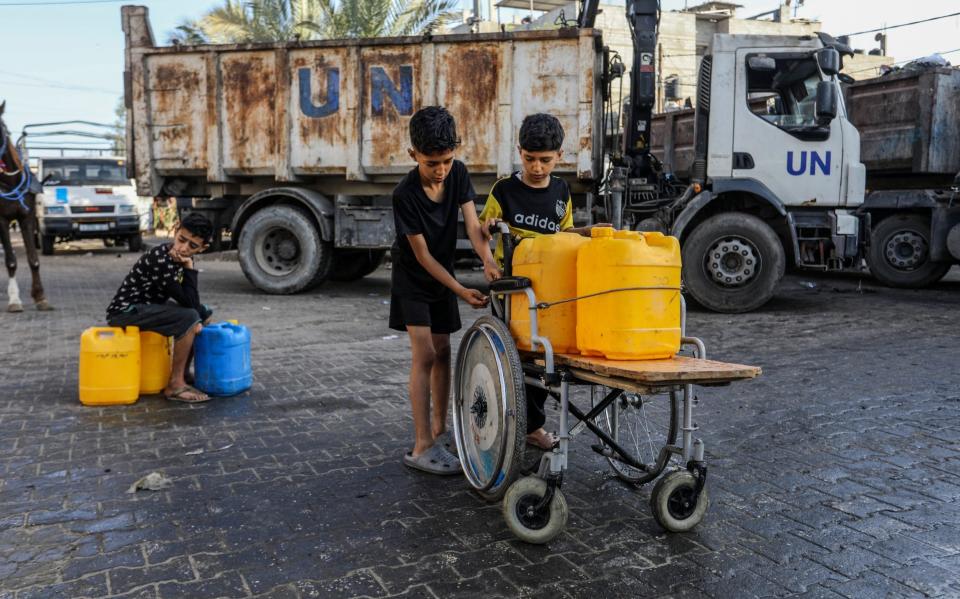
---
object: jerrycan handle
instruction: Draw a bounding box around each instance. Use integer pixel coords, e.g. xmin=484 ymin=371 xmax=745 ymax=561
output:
xmin=591 ymin=226 xmax=615 ymax=238
xmin=641 ymin=231 xmax=669 ymax=246
xmin=96 ymin=330 xmax=115 ymax=339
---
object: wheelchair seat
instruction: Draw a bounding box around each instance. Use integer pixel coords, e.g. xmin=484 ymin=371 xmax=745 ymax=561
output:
xmin=489 ymin=276 xmax=531 ymax=293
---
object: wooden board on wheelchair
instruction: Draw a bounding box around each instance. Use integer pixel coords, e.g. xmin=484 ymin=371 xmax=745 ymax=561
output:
xmin=522 ymin=351 xmax=761 ymax=387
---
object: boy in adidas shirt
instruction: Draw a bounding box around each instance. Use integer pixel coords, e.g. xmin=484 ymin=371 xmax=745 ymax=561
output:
xmin=480 ymin=113 xmax=609 ymax=449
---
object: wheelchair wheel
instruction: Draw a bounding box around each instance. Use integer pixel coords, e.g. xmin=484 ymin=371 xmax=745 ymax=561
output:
xmin=650 ymin=469 xmax=709 ymax=532
xmin=593 ymin=388 xmax=679 ymax=485
xmin=453 ymin=315 xmax=527 ymax=502
xmin=502 ymin=476 xmax=568 ymax=544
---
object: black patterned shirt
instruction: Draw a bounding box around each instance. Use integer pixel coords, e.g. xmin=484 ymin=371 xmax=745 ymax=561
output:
xmin=106 ymin=243 xmax=200 ymax=316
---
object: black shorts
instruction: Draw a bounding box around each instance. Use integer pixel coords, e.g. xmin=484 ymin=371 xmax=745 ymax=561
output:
xmin=107 ymin=304 xmax=206 ymax=340
xmin=389 ymin=293 xmax=462 ymax=334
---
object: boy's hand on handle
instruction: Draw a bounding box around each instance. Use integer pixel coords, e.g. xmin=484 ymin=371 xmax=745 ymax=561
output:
xmin=459 ymin=287 xmax=489 ymax=309
xmin=483 ymin=259 xmax=502 ymax=283
xmin=482 ymin=218 xmax=501 ymax=242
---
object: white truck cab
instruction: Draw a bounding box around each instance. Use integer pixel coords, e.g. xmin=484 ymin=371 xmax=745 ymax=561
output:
xmin=664 ymin=33 xmax=870 ymax=312
xmin=708 ymin=34 xmax=865 ymax=208
xmin=36 ymin=157 xmax=145 ymax=254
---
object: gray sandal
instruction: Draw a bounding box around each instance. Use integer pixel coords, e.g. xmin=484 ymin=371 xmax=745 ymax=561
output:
xmin=435 ymin=431 xmax=457 ymax=456
xmin=403 ymin=444 xmax=461 ymax=476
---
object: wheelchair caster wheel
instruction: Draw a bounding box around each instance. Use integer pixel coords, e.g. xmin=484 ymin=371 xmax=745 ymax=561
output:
xmin=502 ymin=476 xmax=568 ymax=544
xmin=650 ymin=470 xmax=709 ymax=532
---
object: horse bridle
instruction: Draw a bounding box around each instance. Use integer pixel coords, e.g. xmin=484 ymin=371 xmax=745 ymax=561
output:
xmin=0 ymin=120 xmax=24 ymax=177
xmin=0 ymin=118 xmax=32 ymax=209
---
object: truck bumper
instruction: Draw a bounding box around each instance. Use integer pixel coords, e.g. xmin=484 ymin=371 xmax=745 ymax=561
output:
xmin=41 ymin=217 xmax=141 ymax=238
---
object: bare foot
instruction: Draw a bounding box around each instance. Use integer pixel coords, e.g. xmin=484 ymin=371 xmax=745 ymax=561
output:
xmin=526 ymin=428 xmax=558 ymax=450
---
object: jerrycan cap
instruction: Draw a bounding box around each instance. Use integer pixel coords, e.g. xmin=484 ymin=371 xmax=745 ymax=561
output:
xmin=227 ymin=319 xmax=239 ymax=325
xmin=591 ymin=226 xmax=615 ymax=238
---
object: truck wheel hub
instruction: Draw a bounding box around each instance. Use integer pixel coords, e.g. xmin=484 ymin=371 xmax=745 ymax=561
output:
xmin=706 ymin=237 xmax=758 ymax=288
xmin=255 ymin=227 xmax=300 ymax=276
xmin=885 ymin=232 xmax=926 ymax=270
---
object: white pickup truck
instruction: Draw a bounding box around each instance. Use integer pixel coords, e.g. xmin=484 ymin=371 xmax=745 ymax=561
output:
xmin=37 ymin=157 xmax=146 ymax=254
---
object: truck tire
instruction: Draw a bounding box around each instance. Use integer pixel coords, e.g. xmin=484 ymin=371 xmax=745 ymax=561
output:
xmin=238 ymin=205 xmax=332 ymax=294
xmin=681 ymin=212 xmax=785 ymax=313
xmin=329 ymin=249 xmax=386 ymax=282
xmin=868 ymin=214 xmax=951 ymax=288
xmin=128 ymin=234 xmax=143 ymax=252
xmin=41 ymin=235 xmax=55 ymax=256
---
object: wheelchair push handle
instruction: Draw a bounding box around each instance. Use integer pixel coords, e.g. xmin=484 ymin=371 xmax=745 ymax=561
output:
xmin=487 ymin=221 xmax=516 ymax=277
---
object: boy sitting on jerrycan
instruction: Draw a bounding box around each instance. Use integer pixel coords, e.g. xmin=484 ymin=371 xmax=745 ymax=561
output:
xmin=480 ymin=113 xmax=610 ymax=450
xmin=105 ymin=212 xmax=215 ymax=403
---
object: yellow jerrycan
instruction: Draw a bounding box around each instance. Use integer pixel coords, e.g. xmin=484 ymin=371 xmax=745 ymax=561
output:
xmin=576 ymin=228 xmax=682 ymax=360
xmin=79 ymin=326 xmax=141 ymax=405
xmin=140 ymin=332 xmax=172 ymax=395
xmin=510 ymin=232 xmax=589 ymax=354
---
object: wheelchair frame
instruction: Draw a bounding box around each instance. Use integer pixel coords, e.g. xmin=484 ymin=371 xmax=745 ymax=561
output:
xmin=452 ymin=224 xmax=759 ymax=543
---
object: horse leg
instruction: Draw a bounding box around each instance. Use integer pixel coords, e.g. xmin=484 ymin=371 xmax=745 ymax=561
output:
xmin=20 ymin=212 xmax=52 ymax=310
xmin=0 ymin=217 xmax=23 ymax=313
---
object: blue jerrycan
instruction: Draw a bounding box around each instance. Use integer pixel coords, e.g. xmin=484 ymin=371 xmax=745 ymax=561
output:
xmin=194 ymin=321 xmax=252 ymax=396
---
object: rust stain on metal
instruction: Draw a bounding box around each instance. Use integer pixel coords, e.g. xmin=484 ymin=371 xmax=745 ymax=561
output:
xmin=148 ymin=57 xmax=205 ymax=168
xmin=221 ymin=53 xmax=277 ymax=171
xmin=438 ymin=43 xmax=500 ymax=170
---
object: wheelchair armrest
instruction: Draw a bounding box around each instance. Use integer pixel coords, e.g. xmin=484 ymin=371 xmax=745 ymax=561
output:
xmin=489 ymin=276 xmax=532 ymax=293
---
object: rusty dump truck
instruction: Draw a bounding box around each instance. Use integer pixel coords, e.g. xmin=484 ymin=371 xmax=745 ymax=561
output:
xmin=122 ymin=6 xmax=601 ymax=293
xmin=124 ymin=1 xmax=959 ymax=309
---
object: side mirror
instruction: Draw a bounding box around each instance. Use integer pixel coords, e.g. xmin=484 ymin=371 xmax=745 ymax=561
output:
xmin=838 ymin=73 xmax=855 ymax=85
xmin=748 ymin=55 xmax=777 ymax=72
xmin=817 ymin=48 xmax=840 ymax=76
xmin=41 ymin=174 xmax=58 ymax=185
xmin=816 ymin=81 xmax=838 ymax=122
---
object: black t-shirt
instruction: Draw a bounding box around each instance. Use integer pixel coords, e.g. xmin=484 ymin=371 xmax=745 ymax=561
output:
xmin=391 ymin=160 xmax=476 ymax=301
xmin=106 ymin=243 xmax=201 ymax=316
xmin=478 ymin=172 xmax=574 ymax=263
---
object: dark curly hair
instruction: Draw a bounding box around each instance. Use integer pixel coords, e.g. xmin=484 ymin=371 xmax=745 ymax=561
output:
xmin=519 ymin=113 xmax=564 ymax=152
xmin=179 ymin=211 xmax=214 ymax=243
xmin=409 ymin=106 xmax=461 ymax=155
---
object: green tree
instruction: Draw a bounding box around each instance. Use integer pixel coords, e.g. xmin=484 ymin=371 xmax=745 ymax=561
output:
xmin=169 ymin=0 xmax=459 ymax=44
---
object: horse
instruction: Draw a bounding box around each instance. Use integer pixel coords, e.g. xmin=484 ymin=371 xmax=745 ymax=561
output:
xmin=0 ymin=101 xmax=53 ymax=312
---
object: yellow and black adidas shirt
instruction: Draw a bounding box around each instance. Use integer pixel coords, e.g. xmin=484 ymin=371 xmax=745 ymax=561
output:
xmin=479 ymin=172 xmax=574 ymax=265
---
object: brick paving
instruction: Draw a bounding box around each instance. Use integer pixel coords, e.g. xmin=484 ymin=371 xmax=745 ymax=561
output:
xmin=1 ymin=239 xmax=959 ymax=598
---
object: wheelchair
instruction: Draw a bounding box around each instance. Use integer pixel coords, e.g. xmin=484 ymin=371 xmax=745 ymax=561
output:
xmin=452 ymin=224 xmax=760 ymax=544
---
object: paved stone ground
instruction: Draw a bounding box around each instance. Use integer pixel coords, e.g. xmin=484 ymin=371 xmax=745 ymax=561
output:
xmin=1 ymin=238 xmax=959 ymax=599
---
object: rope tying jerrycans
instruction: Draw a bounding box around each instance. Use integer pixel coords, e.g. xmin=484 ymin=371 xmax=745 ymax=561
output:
xmin=576 ymin=228 xmax=682 ymax=360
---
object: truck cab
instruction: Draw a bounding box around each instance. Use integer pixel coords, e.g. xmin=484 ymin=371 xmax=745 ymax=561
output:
xmin=37 ymin=157 xmax=146 ymax=254
xmin=667 ymin=34 xmax=867 ymax=312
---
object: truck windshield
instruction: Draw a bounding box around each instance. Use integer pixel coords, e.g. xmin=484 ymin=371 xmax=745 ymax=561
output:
xmin=42 ymin=160 xmax=129 ymax=186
